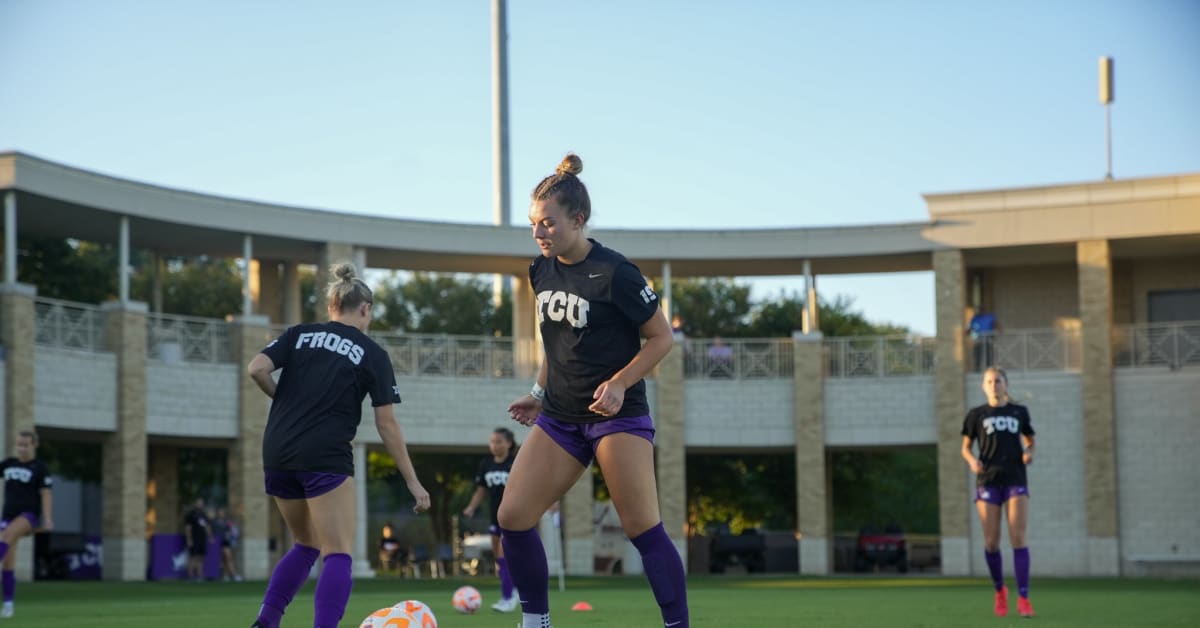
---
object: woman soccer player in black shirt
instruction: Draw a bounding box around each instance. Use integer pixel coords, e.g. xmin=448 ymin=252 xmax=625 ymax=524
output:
xmin=462 ymin=427 xmax=519 ymax=612
xmin=500 ymin=154 xmax=687 ymax=628
xmin=962 ymin=366 xmax=1036 ymax=618
xmin=0 ymin=430 xmax=52 ymax=619
xmin=246 ymin=263 xmax=430 ymax=628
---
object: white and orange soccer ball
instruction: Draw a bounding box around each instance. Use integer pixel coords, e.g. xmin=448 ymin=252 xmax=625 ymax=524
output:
xmin=452 ymin=585 xmax=482 ymax=614
xmin=359 ymin=600 xmax=438 ymax=628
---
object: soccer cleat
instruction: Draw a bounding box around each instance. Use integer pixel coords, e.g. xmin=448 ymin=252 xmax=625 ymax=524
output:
xmin=492 ymin=595 xmax=519 ymax=612
xmin=1018 ymin=596 xmax=1034 ymax=618
xmin=994 ymin=585 xmax=1009 ymax=617
xmin=0 ymin=602 xmax=12 ymax=618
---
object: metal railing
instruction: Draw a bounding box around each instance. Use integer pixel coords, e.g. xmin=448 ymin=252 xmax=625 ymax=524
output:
xmin=1114 ymin=322 xmax=1200 ymax=369
xmin=146 ymin=313 xmax=233 ymax=363
xmin=986 ymin=327 xmax=1082 ymax=372
xmin=372 ymin=331 xmax=515 ymax=378
xmin=682 ymin=338 xmax=794 ymax=379
xmin=824 ymin=335 xmax=937 ymax=378
xmin=34 ymin=297 xmax=106 ymax=352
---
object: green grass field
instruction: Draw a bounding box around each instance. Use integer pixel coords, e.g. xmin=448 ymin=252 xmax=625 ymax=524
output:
xmin=14 ymin=575 xmax=1200 ymax=627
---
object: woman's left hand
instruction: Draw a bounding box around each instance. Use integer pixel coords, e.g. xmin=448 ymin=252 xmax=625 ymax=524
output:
xmin=589 ymin=380 xmax=626 ymax=417
xmin=1022 ymin=451 xmax=1034 ymax=465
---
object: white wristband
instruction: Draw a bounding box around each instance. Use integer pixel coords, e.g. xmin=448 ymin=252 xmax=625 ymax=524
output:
xmin=530 ymin=383 xmax=545 ymax=401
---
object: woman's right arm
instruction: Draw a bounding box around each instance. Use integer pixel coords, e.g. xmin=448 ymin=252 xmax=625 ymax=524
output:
xmin=961 ymin=435 xmax=983 ymax=474
xmin=246 ymin=354 xmax=277 ymax=398
xmin=463 ymin=486 xmax=486 ymax=517
xmin=374 ymin=404 xmax=431 ymax=513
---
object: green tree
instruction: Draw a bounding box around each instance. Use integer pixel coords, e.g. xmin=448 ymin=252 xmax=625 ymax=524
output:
xmin=370 ymin=273 xmax=511 ymax=335
xmin=830 ymin=448 xmax=939 ymax=535
xmin=669 ymin=278 xmax=753 ymax=337
xmin=818 ymin=294 xmax=909 ymax=337
xmin=367 ymin=449 xmax=478 ymax=544
xmin=685 ymin=453 xmax=796 ymax=535
xmin=132 ymin=256 xmax=243 ymax=319
xmin=17 ymin=237 xmax=121 ymax=303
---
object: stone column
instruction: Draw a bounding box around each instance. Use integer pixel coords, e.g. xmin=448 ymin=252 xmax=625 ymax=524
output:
xmin=352 ymin=442 xmax=375 ymax=577
xmin=255 ymin=259 xmax=283 ymax=324
xmin=281 ymin=261 xmax=301 ymax=326
xmin=933 ymin=249 xmax=971 ymax=575
xmin=0 ymin=283 xmax=36 ymax=582
xmin=147 ymin=446 xmax=180 ymax=534
xmin=1077 ymin=239 xmax=1120 ymax=575
xmin=511 ymin=273 xmax=538 ymax=378
xmin=562 ymin=471 xmax=594 ymax=575
xmin=655 ymin=342 xmax=687 ymax=563
xmin=315 ymin=242 xmax=356 ymax=317
xmin=230 ymin=315 xmax=272 ymax=580
xmin=792 ymin=331 xmax=829 ymax=574
xmin=101 ymin=300 xmax=149 ymax=581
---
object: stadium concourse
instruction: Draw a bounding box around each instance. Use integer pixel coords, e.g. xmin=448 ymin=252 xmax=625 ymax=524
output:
xmin=0 ymin=152 xmax=1198 ymax=584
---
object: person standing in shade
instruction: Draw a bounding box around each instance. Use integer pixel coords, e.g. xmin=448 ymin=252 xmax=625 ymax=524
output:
xmin=969 ymin=306 xmax=999 ymax=371
xmin=961 ymin=366 xmax=1036 ymax=618
xmin=184 ymin=497 xmax=210 ymax=581
xmin=501 ymin=154 xmax=688 ymax=628
xmin=213 ymin=506 xmax=243 ymax=582
xmin=247 ymin=262 xmax=431 ymax=628
xmin=462 ymin=427 xmax=519 ymax=612
xmin=0 ymin=430 xmax=53 ymax=619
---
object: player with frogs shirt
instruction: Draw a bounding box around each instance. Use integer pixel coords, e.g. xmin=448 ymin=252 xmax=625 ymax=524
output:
xmin=501 ymin=153 xmax=687 ymax=628
xmin=962 ymin=366 xmax=1037 ymax=618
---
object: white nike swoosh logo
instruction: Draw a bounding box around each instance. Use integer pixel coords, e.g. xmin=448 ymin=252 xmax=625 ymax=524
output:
xmin=588 ymin=273 xmax=603 ymax=278
xmin=665 ymin=622 xmax=682 ymax=627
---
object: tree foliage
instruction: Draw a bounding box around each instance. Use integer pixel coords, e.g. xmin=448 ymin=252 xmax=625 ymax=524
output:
xmin=371 ymin=272 xmax=511 ymax=335
xmin=685 ymin=453 xmax=796 ymax=535
xmin=830 ymin=448 xmax=939 ymax=534
xmin=367 ymin=449 xmax=479 ymax=544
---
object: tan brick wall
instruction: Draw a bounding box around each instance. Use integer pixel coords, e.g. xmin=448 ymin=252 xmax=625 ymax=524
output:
xmin=792 ymin=333 xmax=828 ymax=574
xmin=231 ymin=319 xmax=272 ymax=579
xmin=934 ymin=250 xmax=970 ymax=572
xmin=314 ymin=242 xmax=356 ymax=317
xmin=655 ymin=344 xmax=686 ymax=546
xmin=0 ymin=286 xmax=35 ymax=454
xmin=1130 ymin=256 xmax=1200 ymax=323
xmin=1077 ymin=240 xmax=1120 ymax=572
xmin=254 ymin=259 xmax=283 ymax=323
xmin=101 ymin=302 xmax=148 ymax=581
xmin=562 ymin=471 xmax=594 ymax=575
xmin=146 ymin=446 xmax=179 ymax=534
xmin=989 ymin=264 xmax=1080 ymax=329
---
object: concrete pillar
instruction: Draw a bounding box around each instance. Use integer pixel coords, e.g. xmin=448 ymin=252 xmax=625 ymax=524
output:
xmin=101 ymin=300 xmax=149 ymax=581
xmin=315 ymin=242 xmax=355 ymax=317
xmin=3 ymin=192 xmax=16 ymax=285
xmin=1077 ymin=239 xmax=1121 ymax=575
xmin=511 ymin=273 xmax=538 ymax=378
xmin=256 ymin=259 xmax=283 ymax=323
xmin=562 ymin=471 xmax=594 ymax=575
xmin=655 ymin=342 xmax=687 ymax=563
xmin=281 ymin=261 xmax=301 ymax=326
xmin=1 ymin=282 xmax=36 ymax=582
xmin=352 ymin=442 xmax=375 ymax=578
xmin=933 ymin=249 xmax=971 ymax=575
xmin=147 ymin=445 xmax=180 ymax=534
xmin=792 ymin=331 xmax=829 ymax=574
xmin=230 ymin=315 xmax=273 ymax=580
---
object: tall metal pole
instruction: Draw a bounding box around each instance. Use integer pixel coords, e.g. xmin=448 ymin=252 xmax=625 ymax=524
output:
xmin=492 ymin=0 xmax=512 ymax=308
xmin=1099 ymin=56 xmax=1114 ymax=181
xmin=119 ymin=216 xmax=130 ymax=305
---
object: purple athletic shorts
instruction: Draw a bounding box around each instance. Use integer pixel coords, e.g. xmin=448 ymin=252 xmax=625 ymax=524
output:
xmin=975 ymin=484 xmax=1029 ymax=505
xmin=264 ymin=470 xmax=349 ymax=499
xmin=0 ymin=513 xmax=39 ymax=531
xmin=536 ymin=414 xmax=655 ymax=467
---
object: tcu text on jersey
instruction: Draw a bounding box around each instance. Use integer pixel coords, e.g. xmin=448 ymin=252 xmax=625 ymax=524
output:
xmin=3 ymin=467 xmax=34 ymax=483
xmin=295 ymin=331 xmax=366 ymax=365
xmin=483 ymin=470 xmax=509 ymax=488
xmin=536 ymin=290 xmax=590 ymax=328
xmin=983 ymin=415 xmax=1020 ymax=435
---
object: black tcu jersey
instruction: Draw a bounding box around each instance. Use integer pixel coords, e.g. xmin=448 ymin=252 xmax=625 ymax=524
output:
xmin=1 ymin=457 xmax=52 ymax=520
xmin=474 ymin=453 xmax=515 ymax=524
xmin=961 ymin=403 xmax=1036 ymax=487
xmin=530 ymin=239 xmax=661 ymax=423
xmin=261 ymin=321 xmax=401 ymax=475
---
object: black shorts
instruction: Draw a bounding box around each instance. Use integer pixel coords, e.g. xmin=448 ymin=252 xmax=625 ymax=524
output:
xmin=189 ymin=540 xmax=208 ymax=556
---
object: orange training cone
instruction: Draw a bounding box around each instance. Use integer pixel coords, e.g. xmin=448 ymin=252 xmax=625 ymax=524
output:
xmin=571 ymin=601 xmax=593 ymax=611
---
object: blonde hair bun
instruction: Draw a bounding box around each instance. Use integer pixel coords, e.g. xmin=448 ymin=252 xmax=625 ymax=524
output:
xmin=556 ymin=153 xmax=583 ymax=176
xmin=331 ymin=263 xmax=357 ymax=282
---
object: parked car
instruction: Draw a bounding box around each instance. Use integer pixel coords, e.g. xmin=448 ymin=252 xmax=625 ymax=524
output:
xmin=854 ymin=525 xmax=907 ymax=573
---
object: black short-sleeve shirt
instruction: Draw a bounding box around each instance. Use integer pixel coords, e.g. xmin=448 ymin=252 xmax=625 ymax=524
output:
xmin=474 ymin=453 xmax=515 ymax=525
xmin=961 ymin=403 xmax=1036 ymax=487
xmin=260 ymin=321 xmax=401 ymax=475
xmin=530 ymin=239 xmax=661 ymax=423
xmin=0 ymin=457 xmax=52 ymax=520
xmin=184 ymin=506 xmax=209 ymax=546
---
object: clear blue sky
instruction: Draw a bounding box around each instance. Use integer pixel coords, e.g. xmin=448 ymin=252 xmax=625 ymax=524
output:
xmin=2 ymin=1 xmax=1198 ymax=335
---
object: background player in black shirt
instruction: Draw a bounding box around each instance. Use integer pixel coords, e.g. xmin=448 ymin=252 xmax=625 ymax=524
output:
xmin=0 ymin=430 xmax=52 ymax=619
xmin=961 ymin=366 xmax=1037 ymax=618
xmin=462 ymin=427 xmax=518 ymax=612
xmin=246 ymin=263 xmax=430 ymax=628
xmin=500 ymin=154 xmax=687 ymax=628
xmin=183 ymin=497 xmax=210 ymax=581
